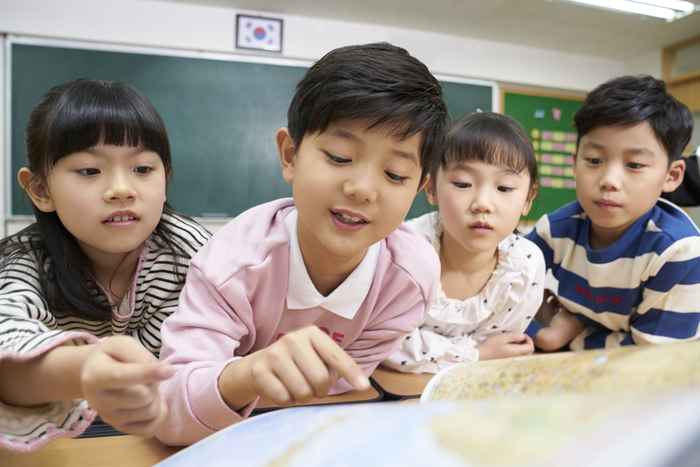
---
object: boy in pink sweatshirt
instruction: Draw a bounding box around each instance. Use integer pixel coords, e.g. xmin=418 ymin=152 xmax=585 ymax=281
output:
xmin=156 ymin=42 xmax=451 ymax=446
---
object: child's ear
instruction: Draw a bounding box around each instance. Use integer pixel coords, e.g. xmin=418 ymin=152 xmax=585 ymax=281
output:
xmin=572 ymin=152 xmax=577 ymax=180
xmin=276 ymin=128 xmax=296 ymax=184
xmin=18 ymin=168 xmax=55 ymax=213
xmin=425 ymin=178 xmax=438 ymax=206
xmin=417 ymin=173 xmax=430 ymax=194
xmin=662 ymin=158 xmax=686 ymax=193
xmin=522 ymin=184 xmax=538 ymax=216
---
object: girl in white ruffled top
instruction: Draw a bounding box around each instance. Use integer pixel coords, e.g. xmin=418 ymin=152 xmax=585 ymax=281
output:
xmin=384 ymin=112 xmax=545 ymax=373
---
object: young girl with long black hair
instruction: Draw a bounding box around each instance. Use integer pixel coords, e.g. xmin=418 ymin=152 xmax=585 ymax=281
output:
xmin=0 ymin=78 xmax=209 ymax=451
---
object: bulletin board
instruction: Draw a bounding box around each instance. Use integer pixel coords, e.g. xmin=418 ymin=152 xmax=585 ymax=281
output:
xmin=501 ymin=89 xmax=585 ymax=222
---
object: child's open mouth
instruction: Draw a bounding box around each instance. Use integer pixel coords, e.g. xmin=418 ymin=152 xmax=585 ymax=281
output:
xmin=332 ymin=211 xmax=367 ymax=225
xmin=103 ymin=211 xmax=140 ymax=224
xmin=330 ymin=210 xmax=370 ymax=232
xmin=104 ymin=215 xmax=137 ymax=223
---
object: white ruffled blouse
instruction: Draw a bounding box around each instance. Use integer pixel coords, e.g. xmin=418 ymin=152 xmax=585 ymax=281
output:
xmin=383 ymin=212 xmax=545 ymax=373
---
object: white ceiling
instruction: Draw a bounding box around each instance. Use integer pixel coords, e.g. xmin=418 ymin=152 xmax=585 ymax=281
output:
xmin=150 ymin=0 xmax=700 ymax=61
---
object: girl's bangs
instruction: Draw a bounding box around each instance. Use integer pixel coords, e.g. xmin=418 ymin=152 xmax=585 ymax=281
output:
xmin=445 ymin=134 xmax=530 ymax=176
xmin=45 ymin=85 xmax=170 ymax=170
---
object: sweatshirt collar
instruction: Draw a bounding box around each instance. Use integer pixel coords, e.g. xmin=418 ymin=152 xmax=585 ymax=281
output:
xmin=284 ymin=209 xmax=379 ymax=320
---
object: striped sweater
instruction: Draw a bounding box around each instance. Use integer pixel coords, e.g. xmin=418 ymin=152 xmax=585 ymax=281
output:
xmin=526 ymin=199 xmax=700 ymax=350
xmin=0 ymin=213 xmax=209 ymax=452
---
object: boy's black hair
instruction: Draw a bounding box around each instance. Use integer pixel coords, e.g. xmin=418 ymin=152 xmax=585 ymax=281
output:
xmin=3 ymin=78 xmax=192 ymax=321
xmin=574 ymin=75 xmax=693 ymax=163
xmin=287 ymin=42 xmax=451 ymax=183
xmin=434 ymin=112 xmax=538 ymax=193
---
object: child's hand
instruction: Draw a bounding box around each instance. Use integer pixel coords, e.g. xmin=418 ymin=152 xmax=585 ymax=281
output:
xmin=534 ymin=289 xmax=562 ymax=325
xmin=219 ymin=326 xmax=370 ymax=411
xmin=80 ymin=336 xmax=174 ymax=437
xmin=476 ymin=332 xmax=534 ymax=361
xmin=534 ymin=309 xmax=584 ymax=351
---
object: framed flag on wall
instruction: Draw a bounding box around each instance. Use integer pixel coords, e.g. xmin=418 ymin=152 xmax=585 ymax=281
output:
xmin=236 ymin=14 xmax=283 ymax=52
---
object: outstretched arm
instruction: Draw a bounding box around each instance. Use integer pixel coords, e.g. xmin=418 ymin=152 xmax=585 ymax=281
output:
xmin=0 ymin=336 xmax=173 ymax=437
xmin=534 ymin=309 xmax=584 ymax=351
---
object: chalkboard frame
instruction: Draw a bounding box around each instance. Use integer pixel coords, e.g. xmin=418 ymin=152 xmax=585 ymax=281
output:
xmin=4 ymin=35 xmax=496 ymax=222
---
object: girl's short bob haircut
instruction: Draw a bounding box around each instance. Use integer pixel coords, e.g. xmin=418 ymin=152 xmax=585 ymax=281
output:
xmin=5 ymin=78 xmax=185 ymax=321
xmin=433 ymin=111 xmax=538 ymax=193
xmin=25 ymin=78 xmax=172 ymax=185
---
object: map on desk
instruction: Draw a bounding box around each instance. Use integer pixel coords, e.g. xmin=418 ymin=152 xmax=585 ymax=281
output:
xmin=422 ymin=341 xmax=700 ymax=402
xmin=157 ymin=343 xmax=700 ymax=467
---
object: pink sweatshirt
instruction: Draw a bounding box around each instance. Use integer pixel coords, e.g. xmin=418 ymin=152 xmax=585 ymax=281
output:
xmin=157 ymin=198 xmax=439 ymax=446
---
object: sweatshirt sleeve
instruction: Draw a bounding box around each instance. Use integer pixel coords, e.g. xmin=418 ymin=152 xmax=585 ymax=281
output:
xmin=0 ymin=254 xmax=99 ymax=452
xmin=155 ymin=264 xmax=257 ymax=446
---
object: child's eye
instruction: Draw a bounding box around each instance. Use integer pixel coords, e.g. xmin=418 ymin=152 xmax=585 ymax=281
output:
xmin=453 ymin=182 xmax=471 ymax=188
xmin=585 ymin=158 xmax=602 ymax=165
xmin=77 ymin=168 xmax=100 ymax=176
xmin=325 ymin=152 xmax=351 ymax=164
xmin=498 ymin=186 xmax=514 ymax=193
xmin=627 ymin=162 xmax=644 ymax=169
xmin=385 ymin=171 xmax=407 ymax=183
xmin=135 ymin=166 xmax=153 ymax=174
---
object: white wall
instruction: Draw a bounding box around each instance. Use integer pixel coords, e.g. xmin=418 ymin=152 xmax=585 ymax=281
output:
xmin=0 ymin=0 xmax=625 ymax=90
xmin=624 ymin=49 xmax=663 ymax=78
xmin=0 ymin=0 xmax=638 ymax=235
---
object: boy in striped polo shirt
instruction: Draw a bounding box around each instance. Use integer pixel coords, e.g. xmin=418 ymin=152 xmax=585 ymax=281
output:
xmin=526 ymin=75 xmax=699 ymax=351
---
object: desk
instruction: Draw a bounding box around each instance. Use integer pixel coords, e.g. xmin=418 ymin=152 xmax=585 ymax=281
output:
xmin=0 ymin=435 xmax=182 ymax=467
xmin=370 ymin=366 xmax=435 ymax=400
xmin=253 ymin=384 xmax=382 ymax=412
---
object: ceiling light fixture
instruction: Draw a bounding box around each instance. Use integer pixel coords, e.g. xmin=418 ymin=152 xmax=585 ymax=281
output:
xmin=565 ymin=0 xmax=699 ymax=21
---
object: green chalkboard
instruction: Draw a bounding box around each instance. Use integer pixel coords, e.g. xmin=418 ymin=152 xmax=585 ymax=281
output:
xmin=502 ymin=90 xmax=584 ymax=222
xmin=10 ymin=43 xmax=492 ymax=219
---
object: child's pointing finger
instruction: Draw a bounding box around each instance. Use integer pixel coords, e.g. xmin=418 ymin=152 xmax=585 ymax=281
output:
xmin=310 ymin=330 xmax=369 ymax=391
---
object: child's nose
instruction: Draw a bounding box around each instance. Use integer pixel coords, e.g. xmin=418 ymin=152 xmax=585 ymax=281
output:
xmin=105 ymin=174 xmax=137 ymax=201
xmin=343 ymin=169 xmax=378 ymax=203
xmin=599 ymin=166 xmax=622 ymax=191
xmin=471 ymin=191 xmax=494 ymax=213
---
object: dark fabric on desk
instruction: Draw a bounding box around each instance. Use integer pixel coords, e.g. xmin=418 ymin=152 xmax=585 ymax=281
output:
xmin=75 ymin=416 xmax=126 ymax=438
